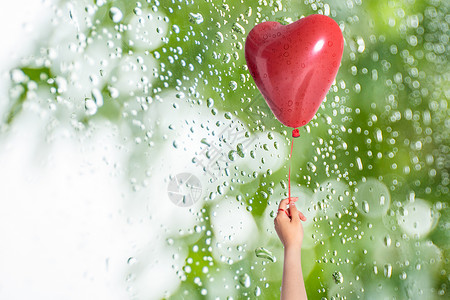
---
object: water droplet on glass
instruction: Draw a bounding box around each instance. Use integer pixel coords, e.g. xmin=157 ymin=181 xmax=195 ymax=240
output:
xmin=356 ymin=36 xmax=365 ymax=53
xmin=239 ymin=273 xmax=251 ymax=288
xmin=254 ymin=286 xmax=261 ymax=296
xmin=229 ymin=81 xmax=237 ymax=91
xmin=408 ymin=191 xmax=415 ymax=203
xmin=172 ymin=25 xmax=180 ymax=34
xmin=223 ymin=53 xmax=231 ymax=63
xmin=332 ymin=271 xmax=344 ymax=284
xmin=127 ymin=257 xmax=137 ymax=265
xmin=399 ymin=206 xmax=408 ymax=217
xmin=228 ymin=150 xmax=236 ymax=161
xmin=232 ymin=22 xmax=246 ymax=34
xmin=255 ymin=247 xmax=276 ymax=262
xmin=245 ymin=7 xmax=252 ymax=17
xmin=85 ymin=98 xmax=97 ymax=115
xmin=216 ymin=31 xmax=224 ymax=43
xmin=133 ymin=7 xmax=142 ymax=16
xmin=384 ymin=235 xmax=392 ymax=247
xmin=307 ymin=162 xmax=317 ymax=172
xmin=355 ymin=179 xmax=390 ymax=217
xmin=107 ymin=86 xmax=119 ymax=99
xmin=236 ymin=143 xmax=245 ymax=158
xmin=91 ymin=88 xmax=103 ymax=107
xmin=362 ymin=201 xmax=370 ymax=213
xmin=384 ymin=264 xmax=392 ymax=278
xmin=109 ymin=7 xmax=123 ymax=23
xmin=10 ymin=69 xmax=27 ymax=83
xmin=200 ymin=138 xmax=210 ymax=146
xmin=189 ymin=12 xmax=204 ymax=24
xmin=206 ymin=98 xmax=214 ymax=108
xmin=356 ymin=157 xmax=363 ymax=170
xmin=399 ymin=271 xmax=407 ymax=280
xmin=95 ymin=0 xmax=106 ymax=7
xmin=375 ymin=129 xmax=383 ymax=142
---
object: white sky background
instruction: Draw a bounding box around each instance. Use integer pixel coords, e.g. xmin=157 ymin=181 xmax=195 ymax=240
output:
xmin=0 ymin=1 xmax=130 ymax=299
xmin=0 ymin=1 xmax=182 ymax=299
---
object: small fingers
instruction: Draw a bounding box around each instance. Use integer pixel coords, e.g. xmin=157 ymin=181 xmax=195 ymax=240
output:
xmin=277 ymin=208 xmax=289 ymax=217
xmin=276 ymin=197 xmax=299 ymax=219
xmin=278 ymin=197 xmax=294 ymax=211
xmin=298 ymin=211 xmax=307 ymax=221
xmin=288 ymin=202 xmax=300 ymax=221
xmin=286 ymin=201 xmax=307 ymax=222
xmin=288 ymin=196 xmax=298 ymax=205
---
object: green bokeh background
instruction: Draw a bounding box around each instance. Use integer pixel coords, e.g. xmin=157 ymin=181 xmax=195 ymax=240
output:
xmin=4 ymin=0 xmax=448 ymax=299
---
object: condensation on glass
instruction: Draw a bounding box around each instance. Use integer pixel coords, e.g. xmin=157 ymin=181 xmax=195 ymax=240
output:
xmin=2 ymin=0 xmax=448 ymax=299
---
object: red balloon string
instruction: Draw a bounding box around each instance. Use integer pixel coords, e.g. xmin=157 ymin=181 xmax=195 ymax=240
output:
xmin=288 ymin=129 xmax=300 ymax=205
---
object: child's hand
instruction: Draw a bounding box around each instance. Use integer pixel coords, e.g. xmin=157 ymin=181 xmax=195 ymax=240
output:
xmin=274 ymin=197 xmax=307 ymax=250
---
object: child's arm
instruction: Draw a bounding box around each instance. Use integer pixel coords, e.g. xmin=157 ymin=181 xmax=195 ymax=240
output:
xmin=274 ymin=197 xmax=308 ymax=300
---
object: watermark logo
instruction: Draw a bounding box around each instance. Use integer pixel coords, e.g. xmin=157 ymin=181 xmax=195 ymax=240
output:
xmin=167 ymin=173 xmax=202 ymax=207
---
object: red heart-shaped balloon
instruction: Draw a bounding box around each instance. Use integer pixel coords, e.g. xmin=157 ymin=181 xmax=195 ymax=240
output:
xmin=245 ymin=14 xmax=344 ymax=128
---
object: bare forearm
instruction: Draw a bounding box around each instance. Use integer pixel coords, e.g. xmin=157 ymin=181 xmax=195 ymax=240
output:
xmin=281 ymin=247 xmax=307 ymax=300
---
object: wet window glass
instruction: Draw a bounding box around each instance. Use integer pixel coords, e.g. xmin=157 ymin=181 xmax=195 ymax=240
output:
xmin=0 ymin=0 xmax=448 ymax=299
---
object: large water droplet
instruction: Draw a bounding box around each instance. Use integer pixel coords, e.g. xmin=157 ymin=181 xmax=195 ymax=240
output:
xmin=91 ymin=88 xmax=103 ymax=107
xmin=229 ymin=81 xmax=237 ymax=91
xmin=254 ymin=247 xmax=276 ymax=262
xmin=95 ymin=0 xmax=106 ymax=7
xmin=206 ymin=98 xmax=214 ymax=108
xmin=85 ymin=98 xmax=97 ymax=115
xmin=109 ymin=7 xmax=123 ymax=23
xmin=228 ymin=150 xmax=236 ymax=161
xmin=307 ymin=162 xmax=317 ymax=172
xmin=189 ymin=12 xmax=204 ymax=24
xmin=216 ymin=31 xmax=224 ymax=43
xmin=384 ymin=234 xmax=392 ymax=247
xmin=399 ymin=271 xmax=407 ymax=280
xmin=10 ymin=69 xmax=27 ymax=83
xmin=232 ymin=22 xmax=246 ymax=34
xmin=375 ymin=129 xmax=383 ymax=142
xmin=239 ymin=273 xmax=251 ymax=288
xmin=172 ymin=24 xmax=180 ymax=34
xmin=236 ymin=143 xmax=245 ymax=158
xmin=356 ymin=157 xmax=363 ymax=170
xmin=107 ymin=86 xmax=119 ymax=99
xmin=254 ymin=286 xmax=261 ymax=296
xmin=332 ymin=271 xmax=343 ymax=284
xmin=384 ymin=264 xmax=392 ymax=278
xmin=362 ymin=200 xmax=370 ymax=213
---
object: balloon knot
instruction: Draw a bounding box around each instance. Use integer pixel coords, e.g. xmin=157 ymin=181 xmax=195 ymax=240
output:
xmin=292 ymin=128 xmax=300 ymax=138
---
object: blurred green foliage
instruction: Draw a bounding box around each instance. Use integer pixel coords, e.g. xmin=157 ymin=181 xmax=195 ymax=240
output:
xmin=4 ymin=0 xmax=448 ymax=299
